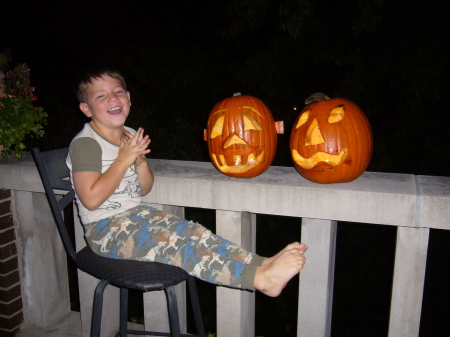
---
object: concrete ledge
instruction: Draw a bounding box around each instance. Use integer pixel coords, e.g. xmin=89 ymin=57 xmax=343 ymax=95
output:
xmin=418 ymin=175 xmax=450 ymax=230
xmin=144 ymin=159 xmax=418 ymax=227
xmin=1 ymin=154 xmax=449 ymax=230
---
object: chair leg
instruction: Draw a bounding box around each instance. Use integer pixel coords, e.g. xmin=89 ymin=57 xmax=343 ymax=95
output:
xmin=119 ymin=288 xmax=128 ymax=337
xmin=91 ymin=279 xmax=109 ymax=337
xmin=164 ymin=286 xmax=181 ymax=337
xmin=187 ymin=278 xmax=206 ymax=337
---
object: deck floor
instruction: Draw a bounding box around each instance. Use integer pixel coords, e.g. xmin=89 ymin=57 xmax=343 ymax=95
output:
xmin=16 ymin=311 xmax=146 ymax=337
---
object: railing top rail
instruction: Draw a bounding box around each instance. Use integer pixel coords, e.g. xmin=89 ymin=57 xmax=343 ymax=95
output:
xmin=1 ymin=154 xmax=449 ymax=230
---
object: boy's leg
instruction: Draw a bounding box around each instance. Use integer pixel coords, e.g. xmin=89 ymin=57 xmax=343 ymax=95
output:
xmin=84 ymin=205 xmax=261 ymax=289
xmin=138 ymin=206 xmax=262 ymax=289
xmin=144 ymin=206 xmax=265 ymax=266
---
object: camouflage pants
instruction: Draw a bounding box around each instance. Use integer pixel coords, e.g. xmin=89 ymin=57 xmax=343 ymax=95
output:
xmin=84 ymin=204 xmax=264 ymax=290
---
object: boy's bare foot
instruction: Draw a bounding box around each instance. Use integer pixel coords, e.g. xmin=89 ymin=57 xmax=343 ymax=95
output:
xmin=262 ymin=242 xmax=308 ymax=265
xmin=254 ymin=249 xmax=306 ymax=297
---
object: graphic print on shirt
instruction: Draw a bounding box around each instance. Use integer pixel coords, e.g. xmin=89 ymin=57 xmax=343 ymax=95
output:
xmin=97 ymin=161 xmax=141 ymax=211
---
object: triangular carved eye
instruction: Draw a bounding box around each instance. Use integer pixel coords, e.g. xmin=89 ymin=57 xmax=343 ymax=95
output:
xmin=243 ymin=113 xmax=262 ymax=131
xmin=306 ymin=118 xmax=325 ymax=146
xmin=210 ymin=115 xmax=225 ymax=138
xmin=328 ymin=105 xmax=344 ymax=123
xmin=295 ymin=111 xmax=310 ymax=128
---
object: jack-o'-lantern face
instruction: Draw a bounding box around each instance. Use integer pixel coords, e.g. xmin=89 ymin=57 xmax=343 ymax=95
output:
xmin=204 ymin=93 xmax=283 ymax=178
xmin=290 ymin=93 xmax=372 ymax=184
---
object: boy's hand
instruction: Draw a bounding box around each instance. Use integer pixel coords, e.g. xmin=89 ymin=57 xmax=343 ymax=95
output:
xmin=118 ymin=128 xmax=151 ymax=167
xmin=122 ymin=127 xmax=154 ymax=196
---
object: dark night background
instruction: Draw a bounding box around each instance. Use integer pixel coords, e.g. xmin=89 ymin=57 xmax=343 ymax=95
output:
xmin=2 ymin=0 xmax=449 ymax=336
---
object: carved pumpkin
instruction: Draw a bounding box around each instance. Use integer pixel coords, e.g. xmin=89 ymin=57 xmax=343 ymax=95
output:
xmin=290 ymin=93 xmax=372 ymax=184
xmin=204 ymin=93 xmax=283 ymax=178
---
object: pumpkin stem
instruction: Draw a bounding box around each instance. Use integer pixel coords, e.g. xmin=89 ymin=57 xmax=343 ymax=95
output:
xmin=232 ymin=92 xmax=242 ymax=97
xmin=305 ymin=93 xmax=330 ymax=105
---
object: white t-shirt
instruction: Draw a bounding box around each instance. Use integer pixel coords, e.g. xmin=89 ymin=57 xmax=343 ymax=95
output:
xmin=66 ymin=123 xmax=142 ymax=225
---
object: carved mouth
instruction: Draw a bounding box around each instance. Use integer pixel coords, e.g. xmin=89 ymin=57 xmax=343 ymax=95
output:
xmin=292 ymin=148 xmax=348 ymax=169
xmin=211 ymin=149 xmax=265 ymax=174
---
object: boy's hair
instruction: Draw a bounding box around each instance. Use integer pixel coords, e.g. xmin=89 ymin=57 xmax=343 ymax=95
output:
xmin=76 ymin=68 xmax=127 ymax=103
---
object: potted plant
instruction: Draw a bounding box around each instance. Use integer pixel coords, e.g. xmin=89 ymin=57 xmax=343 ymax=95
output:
xmin=0 ymin=50 xmax=47 ymax=160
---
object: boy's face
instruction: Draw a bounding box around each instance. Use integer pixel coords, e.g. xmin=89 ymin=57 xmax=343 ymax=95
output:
xmin=80 ymin=75 xmax=131 ymax=132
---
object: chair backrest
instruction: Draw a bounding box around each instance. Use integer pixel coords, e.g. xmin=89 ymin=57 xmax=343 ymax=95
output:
xmin=32 ymin=147 xmax=77 ymax=261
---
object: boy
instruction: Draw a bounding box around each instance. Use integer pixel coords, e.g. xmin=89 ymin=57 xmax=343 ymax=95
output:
xmin=67 ymin=68 xmax=307 ymax=297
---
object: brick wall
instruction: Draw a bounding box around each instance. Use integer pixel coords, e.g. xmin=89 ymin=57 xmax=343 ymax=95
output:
xmin=0 ymin=189 xmax=23 ymax=337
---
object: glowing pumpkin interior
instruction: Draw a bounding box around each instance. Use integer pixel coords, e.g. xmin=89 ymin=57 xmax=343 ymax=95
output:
xmin=292 ymin=105 xmax=348 ymax=169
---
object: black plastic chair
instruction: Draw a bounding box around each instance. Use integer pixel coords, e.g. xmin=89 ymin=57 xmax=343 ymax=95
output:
xmin=32 ymin=147 xmax=205 ymax=337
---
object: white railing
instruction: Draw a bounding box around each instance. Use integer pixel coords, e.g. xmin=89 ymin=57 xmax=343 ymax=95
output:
xmin=1 ymin=153 xmax=449 ymax=337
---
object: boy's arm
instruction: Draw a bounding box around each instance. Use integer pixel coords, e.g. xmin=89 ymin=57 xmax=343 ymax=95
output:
xmin=74 ymin=128 xmax=151 ymax=210
xmin=125 ymin=128 xmax=154 ymax=196
xmin=134 ymin=159 xmax=154 ymax=196
xmin=73 ymin=159 xmax=131 ymax=211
